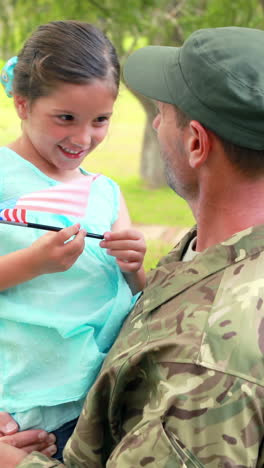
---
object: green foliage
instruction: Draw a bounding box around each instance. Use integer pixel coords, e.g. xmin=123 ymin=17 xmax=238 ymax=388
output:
xmin=179 ymin=0 xmax=264 ymax=33
xmin=1 ymin=0 xmax=263 ymax=59
xmin=144 ymin=239 xmax=173 ymax=271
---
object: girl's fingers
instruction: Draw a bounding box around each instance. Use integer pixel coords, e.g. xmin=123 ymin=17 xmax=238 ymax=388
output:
xmin=103 ymin=242 xmax=144 ymax=252
xmin=116 ymin=259 xmax=142 ymax=272
xmin=0 ymin=413 xmax=18 ymax=435
xmin=107 ymin=249 xmax=143 ymax=262
xmin=55 ymin=223 xmax=81 ymax=243
xmin=103 ymin=230 xmax=142 ymax=241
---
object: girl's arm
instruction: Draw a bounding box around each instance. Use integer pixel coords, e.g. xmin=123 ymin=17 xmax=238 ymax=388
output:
xmin=100 ymin=193 xmax=146 ymax=295
xmin=0 ymin=224 xmax=86 ymax=291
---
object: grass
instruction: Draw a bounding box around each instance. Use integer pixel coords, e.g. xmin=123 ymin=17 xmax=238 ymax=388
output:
xmin=120 ymin=176 xmax=193 ymax=226
xmin=0 ymin=85 xmax=194 ymax=270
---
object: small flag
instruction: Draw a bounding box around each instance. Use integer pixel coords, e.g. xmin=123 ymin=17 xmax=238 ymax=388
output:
xmin=0 ymin=174 xmax=99 ymax=223
xmin=0 ymin=208 xmax=27 ymax=223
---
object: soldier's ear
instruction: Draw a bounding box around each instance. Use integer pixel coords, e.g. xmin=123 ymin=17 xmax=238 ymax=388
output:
xmin=187 ymin=120 xmax=210 ymax=169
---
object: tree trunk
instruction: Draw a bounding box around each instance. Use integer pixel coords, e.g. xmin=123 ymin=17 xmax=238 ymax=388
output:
xmin=137 ymin=94 xmax=167 ymax=188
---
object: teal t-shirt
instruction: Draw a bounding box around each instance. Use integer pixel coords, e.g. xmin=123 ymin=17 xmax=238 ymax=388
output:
xmin=0 ymin=147 xmax=138 ymax=430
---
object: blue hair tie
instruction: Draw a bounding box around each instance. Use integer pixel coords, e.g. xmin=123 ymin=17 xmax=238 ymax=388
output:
xmin=1 ymin=56 xmax=18 ymax=97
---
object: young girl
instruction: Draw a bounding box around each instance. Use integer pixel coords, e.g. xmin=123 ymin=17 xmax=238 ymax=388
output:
xmin=0 ymin=20 xmax=146 ymax=461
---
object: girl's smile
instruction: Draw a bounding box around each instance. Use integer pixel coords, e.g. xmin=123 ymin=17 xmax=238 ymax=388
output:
xmin=58 ymin=145 xmax=88 ymax=159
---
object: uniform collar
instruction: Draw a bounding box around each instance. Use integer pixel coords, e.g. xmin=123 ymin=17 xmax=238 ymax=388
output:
xmin=143 ymin=224 xmax=264 ymax=314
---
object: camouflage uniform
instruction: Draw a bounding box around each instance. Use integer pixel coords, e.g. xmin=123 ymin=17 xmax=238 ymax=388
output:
xmin=18 ymin=225 xmax=264 ymax=467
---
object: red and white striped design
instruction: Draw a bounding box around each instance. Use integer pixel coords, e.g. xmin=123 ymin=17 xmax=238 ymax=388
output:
xmin=15 ymin=175 xmax=99 ymax=218
xmin=0 ymin=208 xmax=27 ymax=223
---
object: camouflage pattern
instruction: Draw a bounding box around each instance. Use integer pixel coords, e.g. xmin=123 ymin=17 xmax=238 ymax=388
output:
xmin=18 ymin=225 xmax=264 ymax=467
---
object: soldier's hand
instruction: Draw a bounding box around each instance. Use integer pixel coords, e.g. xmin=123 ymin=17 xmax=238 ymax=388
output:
xmin=0 ymin=412 xmax=57 ymax=457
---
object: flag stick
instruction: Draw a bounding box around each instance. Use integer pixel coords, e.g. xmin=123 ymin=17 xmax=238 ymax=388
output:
xmin=0 ymin=220 xmax=104 ymax=239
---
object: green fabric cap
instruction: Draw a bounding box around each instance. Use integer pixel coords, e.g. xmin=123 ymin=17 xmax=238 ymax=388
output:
xmin=123 ymin=27 xmax=264 ymax=150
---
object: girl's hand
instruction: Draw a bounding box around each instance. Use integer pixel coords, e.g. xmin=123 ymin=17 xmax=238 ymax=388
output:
xmin=100 ymin=229 xmax=146 ymax=273
xmin=0 ymin=224 xmax=87 ymax=291
xmin=29 ymin=223 xmax=87 ymax=275
xmin=100 ymin=229 xmax=146 ymax=295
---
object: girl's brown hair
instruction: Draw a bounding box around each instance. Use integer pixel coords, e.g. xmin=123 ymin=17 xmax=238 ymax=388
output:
xmin=13 ymin=20 xmax=120 ymax=101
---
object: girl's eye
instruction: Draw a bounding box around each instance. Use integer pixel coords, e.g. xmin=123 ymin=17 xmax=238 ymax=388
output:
xmin=57 ymin=114 xmax=74 ymax=121
xmin=95 ymin=115 xmax=109 ymax=123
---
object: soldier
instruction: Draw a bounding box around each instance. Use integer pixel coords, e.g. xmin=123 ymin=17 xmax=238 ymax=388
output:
xmin=1 ymin=26 xmax=264 ymax=467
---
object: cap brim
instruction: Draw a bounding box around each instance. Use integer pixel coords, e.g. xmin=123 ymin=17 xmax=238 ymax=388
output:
xmin=123 ymin=46 xmax=181 ymax=104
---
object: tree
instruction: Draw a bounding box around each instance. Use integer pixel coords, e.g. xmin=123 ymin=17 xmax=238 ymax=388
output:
xmin=0 ymin=0 xmax=263 ymax=186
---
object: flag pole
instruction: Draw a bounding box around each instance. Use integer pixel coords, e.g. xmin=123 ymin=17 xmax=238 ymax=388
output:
xmin=0 ymin=220 xmax=104 ymax=239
